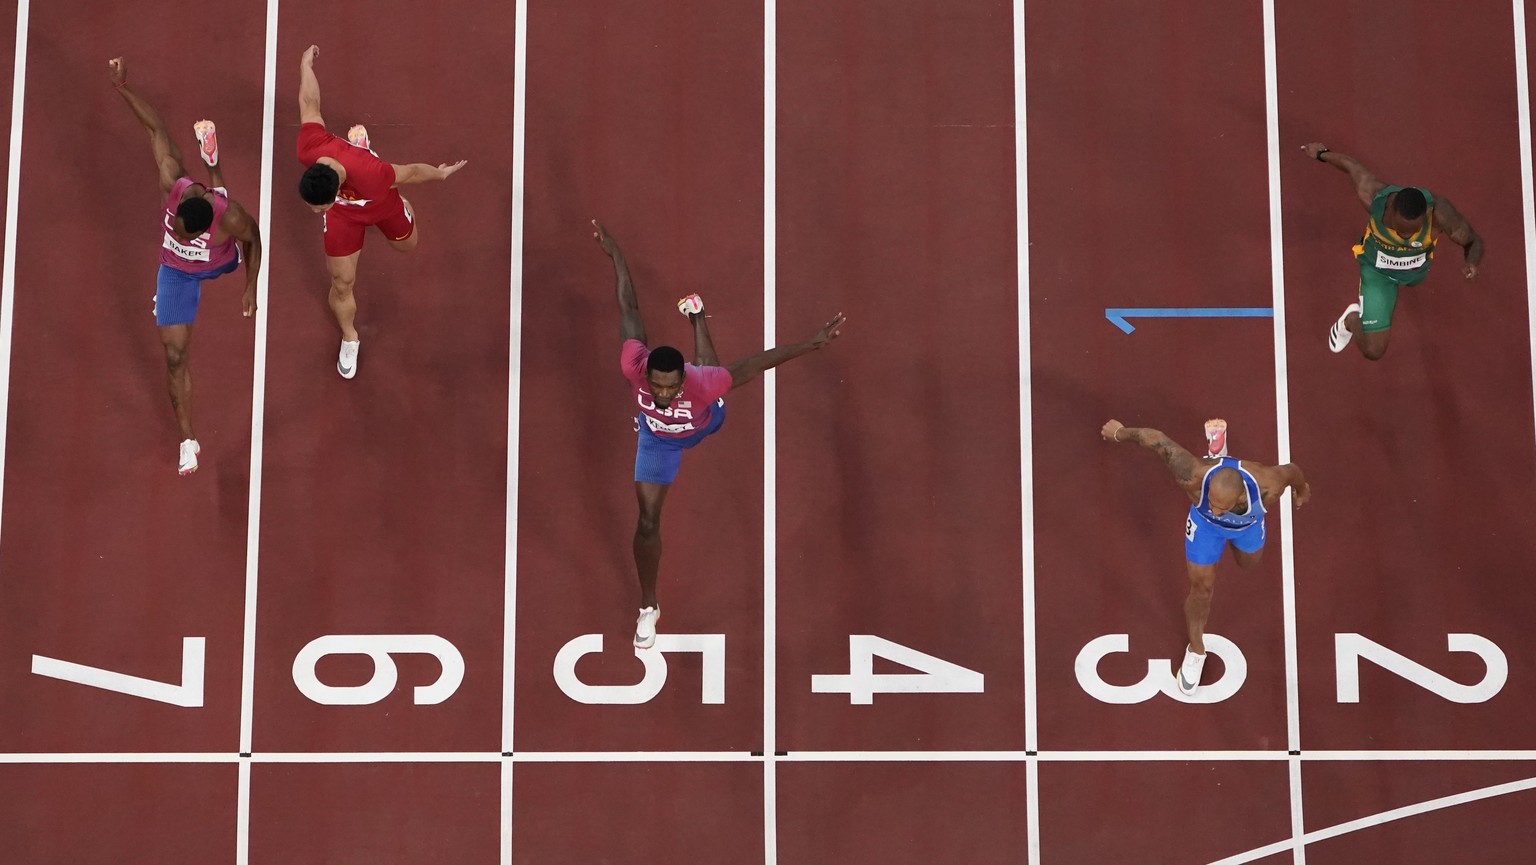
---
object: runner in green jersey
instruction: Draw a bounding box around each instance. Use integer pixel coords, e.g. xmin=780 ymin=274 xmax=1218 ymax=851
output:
xmin=1302 ymin=143 xmax=1483 ymax=361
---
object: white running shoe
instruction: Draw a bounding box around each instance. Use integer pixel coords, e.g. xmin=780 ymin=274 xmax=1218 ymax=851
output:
xmin=193 ymin=119 xmax=219 ymax=167
xmin=1328 ymin=302 xmax=1361 ymax=353
xmin=346 ymin=124 xmax=376 ymax=155
xmin=1177 ymin=645 xmax=1207 ymax=695
xmin=634 ymin=606 xmax=661 ymax=649
xmin=337 ymin=339 xmax=360 ymax=379
xmin=178 ymin=439 xmax=201 ymax=476
xmin=1204 ymin=418 xmax=1228 ymax=459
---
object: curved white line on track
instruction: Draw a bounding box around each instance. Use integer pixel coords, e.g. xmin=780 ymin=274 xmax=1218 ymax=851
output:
xmin=1207 ymin=775 xmax=1536 ymax=865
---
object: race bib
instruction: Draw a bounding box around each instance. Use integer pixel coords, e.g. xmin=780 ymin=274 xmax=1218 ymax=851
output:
xmin=1375 ymin=250 xmax=1426 ymax=271
xmin=163 ymin=234 xmax=211 ymax=262
xmin=644 ymin=415 xmax=696 ymax=435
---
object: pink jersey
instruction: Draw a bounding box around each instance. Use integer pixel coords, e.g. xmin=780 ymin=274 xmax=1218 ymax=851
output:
xmin=160 ymin=177 xmax=239 ymax=274
xmin=621 ymin=340 xmax=732 ymax=438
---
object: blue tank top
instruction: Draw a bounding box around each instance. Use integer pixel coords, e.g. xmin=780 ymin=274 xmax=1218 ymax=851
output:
xmin=1194 ymin=457 xmax=1264 ymax=529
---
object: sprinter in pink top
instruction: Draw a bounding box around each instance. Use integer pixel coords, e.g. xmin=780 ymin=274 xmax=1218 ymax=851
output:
xmin=594 ymin=221 xmax=847 ymax=648
xmin=110 ymin=57 xmax=263 ymax=476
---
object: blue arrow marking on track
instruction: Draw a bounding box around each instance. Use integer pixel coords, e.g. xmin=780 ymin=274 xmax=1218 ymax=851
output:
xmin=1105 ymin=307 xmax=1274 ymax=334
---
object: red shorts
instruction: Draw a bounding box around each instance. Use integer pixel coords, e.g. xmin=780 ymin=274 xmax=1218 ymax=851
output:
xmin=322 ymin=193 xmax=414 ymax=257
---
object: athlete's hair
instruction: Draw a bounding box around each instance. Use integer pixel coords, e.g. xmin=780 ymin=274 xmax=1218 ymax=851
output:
xmin=298 ymin=163 xmax=341 ymax=205
xmin=1209 ymin=468 xmax=1244 ymax=501
xmin=646 ymin=346 xmax=686 ymax=375
xmin=176 ymin=198 xmax=214 ymax=235
xmin=1393 ymin=187 xmax=1428 ymax=221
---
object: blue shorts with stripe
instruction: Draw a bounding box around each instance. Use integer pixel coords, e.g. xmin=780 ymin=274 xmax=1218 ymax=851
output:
xmin=634 ymin=399 xmax=726 ymax=485
xmin=1184 ymin=507 xmax=1265 ymax=566
xmin=155 ymin=258 xmax=239 ymax=327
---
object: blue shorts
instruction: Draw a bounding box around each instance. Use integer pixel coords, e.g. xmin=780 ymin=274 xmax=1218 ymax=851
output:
xmin=634 ymin=399 xmax=726 ymax=485
xmin=1184 ymin=507 xmax=1265 ymax=566
xmin=155 ymin=259 xmax=238 ymax=327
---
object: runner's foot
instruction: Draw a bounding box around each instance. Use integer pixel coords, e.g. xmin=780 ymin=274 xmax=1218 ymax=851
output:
xmin=1328 ymin=302 xmax=1361 ymax=354
xmin=1204 ymin=419 xmax=1228 ymax=459
xmin=193 ymin=120 xmax=218 ymax=167
xmin=337 ymin=339 xmax=360 ymax=379
xmin=178 ymin=439 xmax=201 ymax=476
xmin=346 ymin=124 xmax=372 ymax=151
xmin=634 ymin=606 xmax=661 ymax=649
xmin=1177 ymin=645 xmax=1206 ymax=695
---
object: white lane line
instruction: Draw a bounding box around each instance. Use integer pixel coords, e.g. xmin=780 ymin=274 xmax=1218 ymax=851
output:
xmin=762 ymin=0 xmax=780 ymax=860
xmin=501 ymin=0 xmax=530 ymax=860
xmin=0 ymin=0 xmax=30 ymax=552
xmin=1208 ymin=774 xmax=1536 ymax=865
xmin=1514 ymin=0 xmax=1536 ymax=466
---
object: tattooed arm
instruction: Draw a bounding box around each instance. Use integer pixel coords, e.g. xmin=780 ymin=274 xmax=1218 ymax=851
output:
xmin=1101 ymin=419 xmax=1203 ymax=502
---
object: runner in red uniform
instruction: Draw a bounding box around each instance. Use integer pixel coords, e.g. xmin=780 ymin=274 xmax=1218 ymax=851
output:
xmin=293 ymin=45 xmax=467 ymax=379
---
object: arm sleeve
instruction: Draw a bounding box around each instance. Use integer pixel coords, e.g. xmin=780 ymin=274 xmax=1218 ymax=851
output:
xmin=620 ymin=339 xmax=650 ymax=382
xmin=689 ymin=365 xmax=733 ymax=401
xmin=296 ymin=122 xmax=332 ymax=164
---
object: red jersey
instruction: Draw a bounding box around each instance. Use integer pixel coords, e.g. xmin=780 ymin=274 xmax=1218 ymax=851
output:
xmin=296 ymin=122 xmax=402 ymax=214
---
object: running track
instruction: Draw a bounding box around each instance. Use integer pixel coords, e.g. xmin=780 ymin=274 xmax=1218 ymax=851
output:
xmin=0 ymin=0 xmax=1533 ymax=862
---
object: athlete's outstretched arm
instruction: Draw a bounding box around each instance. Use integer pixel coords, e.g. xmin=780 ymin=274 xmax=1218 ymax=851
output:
xmin=724 ymin=313 xmax=846 ymax=390
xmin=689 ymin=309 xmax=719 ymax=367
xmin=1101 ymin=420 xmax=1202 ymax=498
xmin=108 ymin=58 xmax=186 ymax=194
xmin=1301 ymin=143 xmax=1386 ymax=211
xmin=592 ymin=220 xmax=646 ymax=344
xmin=298 ymin=45 xmax=324 ymax=125
xmin=391 ymin=160 xmax=469 ymax=186
xmin=220 ymin=201 xmax=263 ymax=318
xmin=1433 ymin=196 xmax=1484 ymax=281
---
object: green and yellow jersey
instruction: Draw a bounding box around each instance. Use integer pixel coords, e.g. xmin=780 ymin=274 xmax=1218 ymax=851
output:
xmin=1352 ymin=185 xmax=1435 ymax=286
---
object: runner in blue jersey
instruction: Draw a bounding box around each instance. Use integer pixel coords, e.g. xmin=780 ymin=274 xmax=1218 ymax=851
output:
xmin=1102 ymin=419 xmax=1310 ymax=695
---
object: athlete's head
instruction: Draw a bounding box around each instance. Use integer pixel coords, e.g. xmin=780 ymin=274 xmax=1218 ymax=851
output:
xmin=1387 ymin=187 xmax=1428 ymax=232
xmin=173 ymin=197 xmax=215 ymax=240
xmin=298 ymin=163 xmax=341 ymax=212
xmin=645 ymin=346 xmax=686 ymax=407
xmin=1207 ymin=468 xmax=1246 ymax=517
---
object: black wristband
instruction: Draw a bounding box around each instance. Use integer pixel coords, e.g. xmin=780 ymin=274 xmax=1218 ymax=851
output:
xmin=1315 ymin=147 xmax=1329 ymax=162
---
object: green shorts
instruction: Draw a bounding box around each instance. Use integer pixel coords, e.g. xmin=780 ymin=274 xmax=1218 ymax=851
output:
xmin=1356 ymin=262 xmax=1428 ymax=333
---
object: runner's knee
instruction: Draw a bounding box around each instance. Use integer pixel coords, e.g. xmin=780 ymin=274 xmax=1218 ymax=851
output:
xmin=1360 ymin=342 xmax=1387 ymax=361
xmin=390 ymin=230 xmax=418 ymax=253
xmin=636 ymin=511 xmax=661 ymax=538
xmin=1187 ymin=567 xmax=1216 ymax=595
xmin=329 ymin=272 xmax=356 ymax=296
xmin=163 ymin=342 xmax=188 ymax=370
xmin=1234 ymin=548 xmax=1264 ymax=569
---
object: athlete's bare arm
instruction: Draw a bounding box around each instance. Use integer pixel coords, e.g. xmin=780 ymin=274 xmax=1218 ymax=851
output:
xmin=592 ymin=220 xmax=646 ymax=344
xmin=689 ymin=309 xmax=719 ymax=367
xmin=298 ymin=45 xmax=324 ymax=126
xmin=724 ymin=313 xmax=846 ymax=390
xmin=1248 ymin=461 xmax=1311 ymax=510
xmin=108 ymin=58 xmax=187 ymax=194
xmin=390 ymin=160 xmax=469 ymax=186
xmin=1301 ymin=143 xmax=1386 ymax=211
xmin=220 ymin=201 xmax=263 ymax=318
xmin=1101 ymin=420 xmax=1202 ymax=502
xmin=1433 ymin=196 xmax=1484 ymax=281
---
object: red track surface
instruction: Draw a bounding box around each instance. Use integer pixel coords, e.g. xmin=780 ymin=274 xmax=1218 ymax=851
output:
xmin=0 ymin=0 xmax=1533 ymax=862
